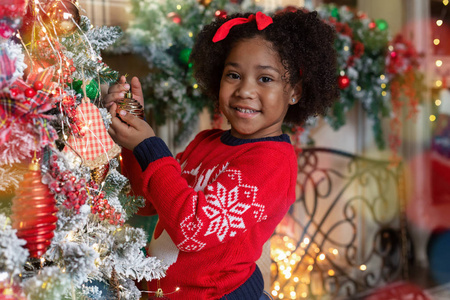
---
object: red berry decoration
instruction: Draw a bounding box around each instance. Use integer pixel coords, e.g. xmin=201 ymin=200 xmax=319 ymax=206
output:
xmin=338 ymin=75 xmax=350 ymax=89
xmin=34 ymin=80 xmax=44 ymax=90
xmin=24 ymin=87 xmax=37 ymax=98
xmin=9 ymin=87 xmax=20 ymax=98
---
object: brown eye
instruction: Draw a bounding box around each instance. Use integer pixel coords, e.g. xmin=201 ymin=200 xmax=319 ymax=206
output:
xmin=260 ymin=76 xmax=273 ymax=83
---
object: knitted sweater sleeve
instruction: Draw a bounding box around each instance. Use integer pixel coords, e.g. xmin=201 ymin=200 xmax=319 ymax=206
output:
xmin=133 ymin=136 xmax=296 ymax=252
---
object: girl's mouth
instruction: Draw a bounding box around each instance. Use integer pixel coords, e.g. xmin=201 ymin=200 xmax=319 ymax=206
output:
xmin=234 ymin=107 xmax=260 ymax=114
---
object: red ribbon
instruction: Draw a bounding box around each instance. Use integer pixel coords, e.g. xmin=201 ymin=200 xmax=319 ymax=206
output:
xmin=212 ymin=11 xmax=273 ymax=43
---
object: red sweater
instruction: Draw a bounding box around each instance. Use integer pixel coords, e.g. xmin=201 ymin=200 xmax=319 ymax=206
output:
xmin=122 ymin=129 xmax=297 ymax=299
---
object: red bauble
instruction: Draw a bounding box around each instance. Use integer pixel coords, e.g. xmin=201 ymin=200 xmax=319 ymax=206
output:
xmin=167 ymin=12 xmax=181 ymax=24
xmin=338 ymin=75 xmax=350 ymax=89
xmin=34 ymin=81 xmax=44 ymax=90
xmin=24 ymin=87 xmax=37 ymax=98
xmin=215 ymin=10 xmax=227 ymax=19
xmin=369 ymin=21 xmax=376 ymax=29
xmin=11 ymin=160 xmax=58 ymax=258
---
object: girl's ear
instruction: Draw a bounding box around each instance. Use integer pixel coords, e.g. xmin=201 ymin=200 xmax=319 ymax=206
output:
xmin=290 ymin=83 xmax=302 ymax=105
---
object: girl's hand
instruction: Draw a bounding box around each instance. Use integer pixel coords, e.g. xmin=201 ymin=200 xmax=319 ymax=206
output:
xmin=108 ymin=105 xmax=155 ymax=150
xmin=103 ymin=75 xmax=144 ymax=109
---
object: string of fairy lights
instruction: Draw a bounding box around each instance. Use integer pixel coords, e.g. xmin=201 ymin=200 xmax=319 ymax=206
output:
xmin=431 ymin=0 xmax=449 ymax=123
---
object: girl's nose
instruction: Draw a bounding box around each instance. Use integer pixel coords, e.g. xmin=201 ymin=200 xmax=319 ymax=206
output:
xmin=235 ymin=79 xmax=257 ymax=99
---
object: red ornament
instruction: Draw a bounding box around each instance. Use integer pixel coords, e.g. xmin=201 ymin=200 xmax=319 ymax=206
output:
xmin=215 ymin=10 xmax=227 ymax=19
xmin=9 ymin=87 xmax=20 ymax=98
xmin=11 ymin=158 xmax=58 ymax=258
xmin=167 ymin=12 xmax=182 ymax=24
xmin=34 ymin=81 xmax=44 ymax=90
xmin=338 ymin=75 xmax=350 ymax=89
xmin=24 ymin=87 xmax=37 ymax=98
xmin=369 ymin=21 xmax=376 ymax=29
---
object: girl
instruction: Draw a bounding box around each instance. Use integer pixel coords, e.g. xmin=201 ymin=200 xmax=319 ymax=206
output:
xmin=104 ymin=9 xmax=338 ymax=300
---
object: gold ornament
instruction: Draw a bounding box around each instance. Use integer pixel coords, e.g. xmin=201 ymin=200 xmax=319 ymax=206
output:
xmin=90 ymin=163 xmax=110 ymax=185
xmin=47 ymin=0 xmax=81 ymax=37
xmin=116 ymin=91 xmax=144 ymax=119
xmin=198 ymin=0 xmax=212 ymax=6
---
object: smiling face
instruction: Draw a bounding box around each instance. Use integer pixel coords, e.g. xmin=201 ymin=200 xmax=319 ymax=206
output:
xmin=219 ymin=37 xmax=300 ymax=139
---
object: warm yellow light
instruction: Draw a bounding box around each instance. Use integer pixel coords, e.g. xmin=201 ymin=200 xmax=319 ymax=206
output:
xmin=303 ymin=237 xmax=310 ymax=244
xmin=444 ymin=0 xmax=449 ymax=6
xmin=344 ymin=46 xmax=349 ymax=51
xmin=356 ymin=86 xmax=361 ymax=91
xmin=193 ymin=84 xmax=198 ymax=89
xmin=318 ymin=253 xmax=326 ymax=261
xmin=381 ymin=83 xmax=386 ymax=89
xmin=382 ymin=91 xmax=387 ymax=96
xmin=307 ymin=265 xmax=313 ymax=271
xmin=360 ymin=264 xmax=367 ymax=271
xmin=272 ymin=290 xmax=278 ymax=296
xmin=328 ymin=269 xmax=335 ymax=276
xmin=279 ymin=293 xmax=285 ymax=299
xmin=332 ymin=249 xmax=339 ymax=255
xmin=340 ymin=70 xmax=345 ymax=76
xmin=274 ymin=284 xmax=280 ymax=291
xmin=436 ymin=80 xmax=443 ymax=87
xmin=177 ymin=4 xmax=182 ymax=10
xmin=434 ymin=39 xmax=441 ymax=45
xmin=388 ymin=46 xmax=394 ymax=51
xmin=380 ymin=74 xmax=386 ymax=80
xmin=301 ymin=292 xmax=308 ymax=298
xmin=435 ymin=99 xmax=442 ymax=106
xmin=436 ymin=60 xmax=443 ymax=67
xmin=290 ymin=291 xmax=297 ymax=298
xmin=293 ymin=277 xmax=299 ymax=282
xmin=437 ymin=20 xmax=443 ymax=26
xmin=189 ymin=32 xmax=193 ymax=37
xmin=430 ymin=115 xmax=437 ymax=122
xmin=165 ymin=82 xmax=169 ymax=86
xmin=283 ymin=236 xmax=289 ymax=242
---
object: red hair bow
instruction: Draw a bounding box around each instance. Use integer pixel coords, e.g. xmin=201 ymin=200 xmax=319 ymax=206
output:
xmin=212 ymin=11 xmax=273 ymax=43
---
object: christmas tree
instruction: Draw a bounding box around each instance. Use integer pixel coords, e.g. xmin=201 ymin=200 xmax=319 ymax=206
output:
xmin=0 ymin=0 xmax=167 ymax=299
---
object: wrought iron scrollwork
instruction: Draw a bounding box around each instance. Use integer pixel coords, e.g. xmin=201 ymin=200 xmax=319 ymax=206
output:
xmin=270 ymin=148 xmax=408 ymax=299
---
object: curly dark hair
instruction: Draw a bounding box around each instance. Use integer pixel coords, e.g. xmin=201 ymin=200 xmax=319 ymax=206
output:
xmin=190 ymin=9 xmax=339 ymax=126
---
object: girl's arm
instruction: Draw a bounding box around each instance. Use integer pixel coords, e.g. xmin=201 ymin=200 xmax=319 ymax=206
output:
xmin=121 ymin=147 xmax=157 ymax=216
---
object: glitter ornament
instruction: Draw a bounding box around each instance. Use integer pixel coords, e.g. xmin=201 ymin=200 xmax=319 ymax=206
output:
xmin=91 ymin=162 xmax=110 ymax=185
xmin=11 ymin=157 xmax=58 ymax=258
xmin=46 ymin=0 xmax=80 ymax=36
xmin=116 ymin=91 xmax=144 ymax=119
